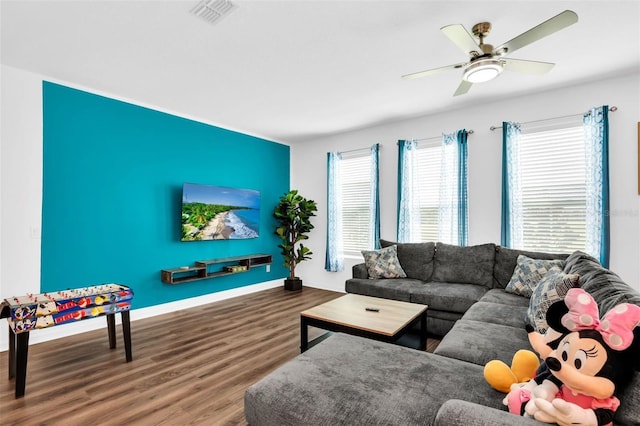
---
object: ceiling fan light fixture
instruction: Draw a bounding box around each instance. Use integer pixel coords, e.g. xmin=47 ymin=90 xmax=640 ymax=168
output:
xmin=463 ymin=58 xmax=503 ymax=83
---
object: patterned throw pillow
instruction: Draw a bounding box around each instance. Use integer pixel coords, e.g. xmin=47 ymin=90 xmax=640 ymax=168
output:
xmin=361 ymin=245 xmax=407 ymax=279
xmin=505 ymin=255 xmax=565 ymax=297
xmin=526 ymin=267 xmax=580 ymax=334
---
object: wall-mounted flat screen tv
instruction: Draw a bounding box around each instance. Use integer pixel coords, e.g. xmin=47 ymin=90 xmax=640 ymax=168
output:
xmin=181 ymin=183 xmax=260 ymax=241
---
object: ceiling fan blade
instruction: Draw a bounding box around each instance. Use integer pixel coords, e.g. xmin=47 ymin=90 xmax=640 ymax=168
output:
xmin=453 ymin=80 xmax=473 ymax=96
xmin=441 ymin=24 xmax=482 ymax=56
xmin=494 ymin=10 xmax=578 ymax=56
xmin=502 ymin=58 xmax=555 ymax=74
xmin=402 ymin=62 xmax=467 ymax=80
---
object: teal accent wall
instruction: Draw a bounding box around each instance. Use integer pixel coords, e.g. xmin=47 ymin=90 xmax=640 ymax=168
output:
xmin=42 ymin=82 xmax=290 ymax=309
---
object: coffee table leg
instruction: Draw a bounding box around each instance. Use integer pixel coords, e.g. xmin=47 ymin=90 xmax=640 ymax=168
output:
xmin=300 ymin=316 xmax=309 ymax=353
xmin=419 ymin=311 xmax=427 ymax=351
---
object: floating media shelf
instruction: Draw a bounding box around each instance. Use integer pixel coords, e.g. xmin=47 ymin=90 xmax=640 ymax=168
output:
xmin=161 ymin=254 xmax=272 ymax=284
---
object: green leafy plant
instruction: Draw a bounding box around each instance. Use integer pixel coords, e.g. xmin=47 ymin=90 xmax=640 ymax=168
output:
xmin=274 ymin=190 xmax=318 ymax=279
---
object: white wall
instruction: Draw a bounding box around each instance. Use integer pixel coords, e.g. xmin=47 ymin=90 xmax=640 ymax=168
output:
xmin=293 ymin=71 xmax=640 ymax=293
xmin=0 ymin=65 xmax=44 ymax=350
xmin=0 ymin=66 xmax=43 ymax=303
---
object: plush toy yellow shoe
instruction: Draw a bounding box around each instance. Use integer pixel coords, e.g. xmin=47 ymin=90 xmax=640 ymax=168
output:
xmin=484 ymin=349 xmax=540 ymax=393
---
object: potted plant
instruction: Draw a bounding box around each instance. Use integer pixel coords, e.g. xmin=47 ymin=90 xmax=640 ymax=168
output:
xmin=274 ymin=189 xmax=318 ymax=291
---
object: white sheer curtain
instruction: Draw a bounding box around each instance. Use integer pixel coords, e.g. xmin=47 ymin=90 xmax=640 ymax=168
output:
xmin=501 ymin=122 xmax=523 ymax=248
xmin=397 ymin=140 xmax=421 ymax=242
xmin=438 ymin=132 xmax=459 ymax=244
xmin=583 ymin=106 xmax=610 ymax=267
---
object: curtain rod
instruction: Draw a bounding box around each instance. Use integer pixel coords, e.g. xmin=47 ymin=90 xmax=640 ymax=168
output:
xmin=337 ymin=143 xmax=380 ymax=155
xmin=413 ymin=129 xmax=475 ymax=142
xmin=489 ymin=106 xmax=618 ymax=131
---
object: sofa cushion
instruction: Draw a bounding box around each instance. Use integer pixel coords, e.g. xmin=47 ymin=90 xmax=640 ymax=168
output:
xmin=564 ymin=251 xmax=640 ymax=314
xmin=479 ymin=289 xmax=531 ymax=308
xmin=244 ymin=333 xmax=506 ymax=426
xmin=381 ymin=239 xmax=435 ymax=281
xmin=505 ymin=255 xmax=565 ymax=297
xmin=351 ymin=262 xmax=368 ymax=279
xmin=410 ymin=282 xmax=489 ymax=314
xmin=345 ymin=278 xmax=422 ymax=302
xmin=563 ymin=250 xmax=599 ymax=274
xmin=494 ymin=246 xmax=569 ymax=289
xmin=525 ymin=267 xmax=580 ymax=334
xmin=463 ymin=301 xmax=528 ymax=329
xmin=433 ymin=242 xmax=496 ymax=287
xmin=361 ymin=245 xmax=407 ymax=279
xmin=434 ymin=319 xmax=530 ymax=366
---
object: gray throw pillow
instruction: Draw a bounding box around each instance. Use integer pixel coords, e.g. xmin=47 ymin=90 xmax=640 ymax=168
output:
xmin=505 ymin=255 xmax=565 ymax=297
xmin=361 ymin=245 xmax=407 ymax=279
xmin=380 ymin=239 xmax=435 ymax=281
xmin=526 ymin=267 xmax=580 ymax=334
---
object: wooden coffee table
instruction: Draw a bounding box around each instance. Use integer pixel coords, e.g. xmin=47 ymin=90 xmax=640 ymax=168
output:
xmin=300 ymin=293 xmax=428 ymax=352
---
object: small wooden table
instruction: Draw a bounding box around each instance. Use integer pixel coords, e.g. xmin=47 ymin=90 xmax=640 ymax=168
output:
xmin=300 ymin=294 xmax=428 ymax=352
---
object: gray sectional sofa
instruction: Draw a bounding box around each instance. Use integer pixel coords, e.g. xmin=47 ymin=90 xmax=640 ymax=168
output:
xmin=346 ymin=240 xmax=569 ymax=337
xmin=244 ymin=242 xmax=640 ymax=425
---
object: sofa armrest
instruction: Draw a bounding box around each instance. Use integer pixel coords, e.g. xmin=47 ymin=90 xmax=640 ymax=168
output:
xmin=352 ymin=263 xmax=368 ymax=279
xmin=434 ymin=400 xmax=541 ymax=426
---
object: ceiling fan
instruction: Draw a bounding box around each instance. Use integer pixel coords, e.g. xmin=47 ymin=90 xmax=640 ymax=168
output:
xmin=402 ymin=10 xmax=578 ymax=96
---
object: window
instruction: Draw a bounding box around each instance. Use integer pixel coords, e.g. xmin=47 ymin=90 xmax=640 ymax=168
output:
xmin=326 ymin=144 xmax=380 ymax=271
xmin=414 ymin=141 xmax=442 ymax=242
xmin=502 ymin=106 xmax=609 ymax=266
xmin=397 ymin=131 xmax=468 ymax=245
xmin=519 ymin=126 xmax=587 ymax=252
xmin=340 ymin=153 xmax=373 ymax=253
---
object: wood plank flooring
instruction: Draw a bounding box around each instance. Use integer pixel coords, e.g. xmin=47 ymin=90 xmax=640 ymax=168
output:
xmin=0 ymin=287 xmax=439 ymax=425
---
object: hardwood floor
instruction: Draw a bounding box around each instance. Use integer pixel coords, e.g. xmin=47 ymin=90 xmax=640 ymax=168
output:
xmin=0 ymin=287 xmax=439 ymax=425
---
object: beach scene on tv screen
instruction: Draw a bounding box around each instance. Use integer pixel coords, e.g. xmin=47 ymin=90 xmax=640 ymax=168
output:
xmin=181 ymin=183 xmax=260 ymax=241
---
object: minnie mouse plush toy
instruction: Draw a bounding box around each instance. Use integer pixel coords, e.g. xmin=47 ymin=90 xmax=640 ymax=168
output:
xmin=526 ymin=288 xmax=640 ymax=426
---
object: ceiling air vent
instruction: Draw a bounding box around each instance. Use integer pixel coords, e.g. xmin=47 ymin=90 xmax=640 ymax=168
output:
xmin=190 ymin=0 xmax=236 ymax=25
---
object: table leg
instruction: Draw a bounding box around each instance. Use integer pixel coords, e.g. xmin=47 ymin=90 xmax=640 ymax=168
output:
xmin=419 ymin=311 xmax=427 ymax=351
xmin=8 ymin=325 xmax=16 ymax=380
xmin=15 ymin=331 xmax=29 ymax=398
xmin=121 ymin=310 xmax=132 ymax=362
xmin=300 ymin=316 xmax=309 ymax=353
xmin=107 ymin=313 xmax=116 ymax=349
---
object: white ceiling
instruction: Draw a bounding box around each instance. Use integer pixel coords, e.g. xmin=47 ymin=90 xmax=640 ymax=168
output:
xmin=1 ymin=1 xmax=639 ymax=144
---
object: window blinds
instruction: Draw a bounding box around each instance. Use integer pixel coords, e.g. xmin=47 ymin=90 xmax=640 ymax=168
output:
xmin=415 ymin=142 xmax=442 ymax=242
xmin=519 ymin=126 xmax=587 ymax=252
xmin=340 ymin=154 xmax=371 ymax=253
